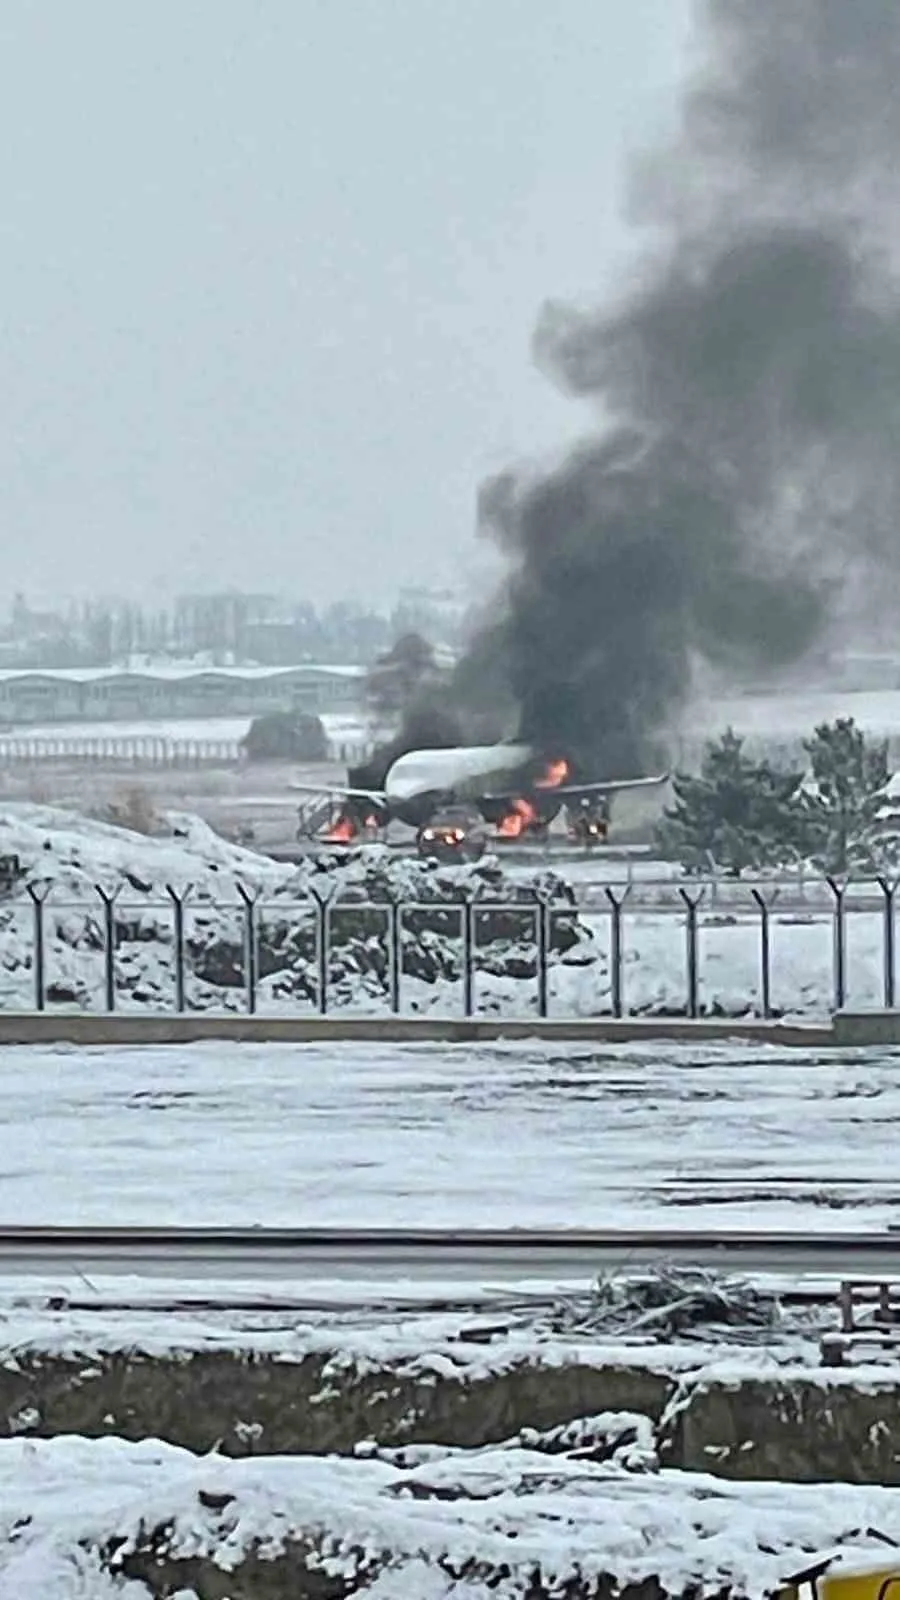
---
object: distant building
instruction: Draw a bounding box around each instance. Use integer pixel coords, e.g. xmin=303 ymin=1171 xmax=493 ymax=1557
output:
xmin=0 ymin=664 xmax=365 ymax=727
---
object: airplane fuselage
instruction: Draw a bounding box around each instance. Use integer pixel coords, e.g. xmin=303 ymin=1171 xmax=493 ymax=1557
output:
xmin=382 ymin=742 xmax=536 ymax=826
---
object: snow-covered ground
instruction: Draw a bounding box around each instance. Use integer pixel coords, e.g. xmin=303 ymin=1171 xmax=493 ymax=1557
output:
xmin=0 ymin=1272 xmax=829 ymax=1355
xmin=4 ymin=1433 xmax=900 ymax=1600
xmin=689 ymin=686 xmax=900 ymax=740
xmin=2 ymin=1039 xmax=898 ymax=1230
xmin=0 ymin=802 xmax=889 ymax=1016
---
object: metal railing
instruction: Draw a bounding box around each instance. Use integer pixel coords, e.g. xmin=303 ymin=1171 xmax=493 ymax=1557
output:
xmin=0 ymin=734 xmax=372 ymax=766
xmin=1 ymin=873 xmax=898 ymax=1019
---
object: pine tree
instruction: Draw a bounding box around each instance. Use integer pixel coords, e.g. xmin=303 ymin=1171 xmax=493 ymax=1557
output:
xmin=656 ymin=728 xmax=803 ymax=875
xmin=241 ymin=712 xmax=328 ymax=764
xmin=799 ymin=717 xmax=898 ymax=875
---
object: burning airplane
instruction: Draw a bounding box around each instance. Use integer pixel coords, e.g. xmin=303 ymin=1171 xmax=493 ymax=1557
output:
xmin=295 ymin=741 xmax=667 ymax=860
xmin=306 ymin=2 xmax=900 ymax=869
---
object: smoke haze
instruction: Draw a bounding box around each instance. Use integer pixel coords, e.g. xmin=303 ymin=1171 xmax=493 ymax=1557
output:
xmin=458 ymin=0 xmax=900 ymax=777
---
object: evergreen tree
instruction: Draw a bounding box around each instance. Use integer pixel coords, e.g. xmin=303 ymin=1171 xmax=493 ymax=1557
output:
xmin=656 ymin=728 xmax=803 ymax=874
xmin=799 ymin=717 xmax=897 ymax=874
xmin=242 ymin=712 xmax=328 ymax=764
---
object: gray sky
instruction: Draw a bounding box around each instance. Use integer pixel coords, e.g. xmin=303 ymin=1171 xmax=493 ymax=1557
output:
xmin=0 ymin=1 xmax=691 ymax=610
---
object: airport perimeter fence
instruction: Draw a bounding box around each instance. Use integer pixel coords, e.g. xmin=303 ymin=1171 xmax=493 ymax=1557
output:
xmin=3 ymin=873 xmax=900 ymax=1020
xmin=0 ymin=734 xmax=371 ymax=767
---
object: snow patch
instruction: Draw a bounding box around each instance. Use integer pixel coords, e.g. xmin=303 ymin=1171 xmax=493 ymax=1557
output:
xmin=5 ymin=1435 xmax=900 ymax=1599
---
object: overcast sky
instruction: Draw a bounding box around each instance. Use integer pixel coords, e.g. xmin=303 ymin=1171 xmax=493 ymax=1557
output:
xmin=0 ymin=1 xmax=692 ymax=610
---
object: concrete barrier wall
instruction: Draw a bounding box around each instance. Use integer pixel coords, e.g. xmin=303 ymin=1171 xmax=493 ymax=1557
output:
xmin=0 ymin=1011 xmax=836 ymax=1047
xmin=0 ymin=1004 xmax=896 ymax=1048
xmin=831 ymin=1007 xmax=900 ymax=1046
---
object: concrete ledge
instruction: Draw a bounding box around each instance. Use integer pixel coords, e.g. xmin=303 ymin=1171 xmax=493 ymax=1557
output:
xmin=832 ymin=1008 xmax=900 ymax=1046
xmin=0 ymin=1010 xmax=835 ymax=1047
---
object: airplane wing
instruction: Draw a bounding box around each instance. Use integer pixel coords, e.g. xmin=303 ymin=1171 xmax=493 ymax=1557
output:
xmin=289 ymin=782 xmax=387 ymax=803
xmin=481 ymin=773 xmax=670 ymax=803
xmin=551 ymin=773 xmax=671 ymax=799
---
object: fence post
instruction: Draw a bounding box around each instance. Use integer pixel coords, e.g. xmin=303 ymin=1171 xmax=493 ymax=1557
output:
xmin=604 ymin=886 xmax=630 ymax=1018
xmin=235 ymin=884 xmax=261 ymax=1016
xmin=307 ymin=883 xmax=336 ymax=1015
xmin=460 ymin=885 xmax=480 ymax=1018
xmin=678 ymin=887 xmax=705 ymax=1019
xmin=535 ymin=889 xmax=552 ymax=1019
xmin=385 ymin=890 xmax=403 ymax=1014
xmin=749 ymin=886 xmax=777 ymax=1020
xmin=26 ymin=883 xmax=51 ymax=1012
xmin=877 ymin=876 xmax=898 ymax=1010
xmin=94 ymin=884 xmax=122 ymax=1013
xmin=165 ymin=884 xmax=193 ymax=1014
xmin=825 ymin=877 xmax=848 ymax=1013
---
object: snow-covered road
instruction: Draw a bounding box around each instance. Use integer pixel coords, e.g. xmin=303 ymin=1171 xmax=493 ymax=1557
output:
xmin=2 ymin=1040 xmax=899 ymax=1230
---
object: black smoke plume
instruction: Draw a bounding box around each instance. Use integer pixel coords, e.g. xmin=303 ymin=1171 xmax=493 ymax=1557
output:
xmin=451 ymin=0 xmax=900 ymax=778
xmin=350 ymin=698 xmax=466 ymax=793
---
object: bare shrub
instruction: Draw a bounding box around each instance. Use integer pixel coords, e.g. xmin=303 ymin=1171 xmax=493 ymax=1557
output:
xmin=103 ymin=785 xmax=160 ymax=836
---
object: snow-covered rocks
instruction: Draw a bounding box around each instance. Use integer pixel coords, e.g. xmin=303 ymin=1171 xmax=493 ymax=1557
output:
xmin=2 ymin=1272 xmax=900 ymax=1593
xmin=0 ymin=805 xmax=594 ymax=1013
xmin=5 ymin=1432 xmax=900 ymax=1599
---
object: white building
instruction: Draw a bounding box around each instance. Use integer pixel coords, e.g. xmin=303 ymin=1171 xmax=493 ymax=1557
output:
xmin=0 ymin=663 xmax=365 ymax=727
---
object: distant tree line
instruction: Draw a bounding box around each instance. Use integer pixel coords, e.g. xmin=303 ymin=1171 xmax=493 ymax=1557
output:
xmin=657 ymin=718 xmax=900 ymax=875
xmin=0 ymin=589 xmax=465 ymax=671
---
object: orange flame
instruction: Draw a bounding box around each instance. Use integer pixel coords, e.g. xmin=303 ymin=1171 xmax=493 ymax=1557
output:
xmin=496 ymin=797 xmax=538 ymax=838
xmin=324 ymin=813 xmax=358 ymax=843
xmin=535 ymin=757 xmax=569 ymax=789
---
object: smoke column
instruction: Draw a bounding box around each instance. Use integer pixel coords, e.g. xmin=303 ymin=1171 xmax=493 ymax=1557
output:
xmin=458 ymin=0 xmax=900 ymax=777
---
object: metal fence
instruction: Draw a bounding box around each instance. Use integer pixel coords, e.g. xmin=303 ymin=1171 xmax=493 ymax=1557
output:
xmin=3 ymin=874 xmax=900 ymax=1019
xmin=573 ymin=868 xmax=895 ymax=914
xmin=0 ymin=734 xmax=372 ymax=766
xmin=572 ymin=873 xmax=899 ymax=1017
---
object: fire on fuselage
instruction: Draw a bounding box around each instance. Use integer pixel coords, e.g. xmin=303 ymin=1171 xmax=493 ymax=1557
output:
xmin=494 ymin=756 xmax=570 ymax=839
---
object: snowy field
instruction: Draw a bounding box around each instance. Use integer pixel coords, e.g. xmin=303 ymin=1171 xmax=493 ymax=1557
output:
xmin=2 ymin=1039 xmax=899 ymax=1230
xmin=690 ymin=686 xmax=900 ymax=740
xmin=7 ymin=1434 xmax=900 ymax=1600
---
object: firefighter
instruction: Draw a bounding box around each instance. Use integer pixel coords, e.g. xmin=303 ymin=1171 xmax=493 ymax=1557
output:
xmin=570 ymin=796 xmax=608 ymax=847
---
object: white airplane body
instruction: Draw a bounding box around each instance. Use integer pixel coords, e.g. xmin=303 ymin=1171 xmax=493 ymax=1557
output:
xmin=383 ymin=742 xmax=534 ymax=802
